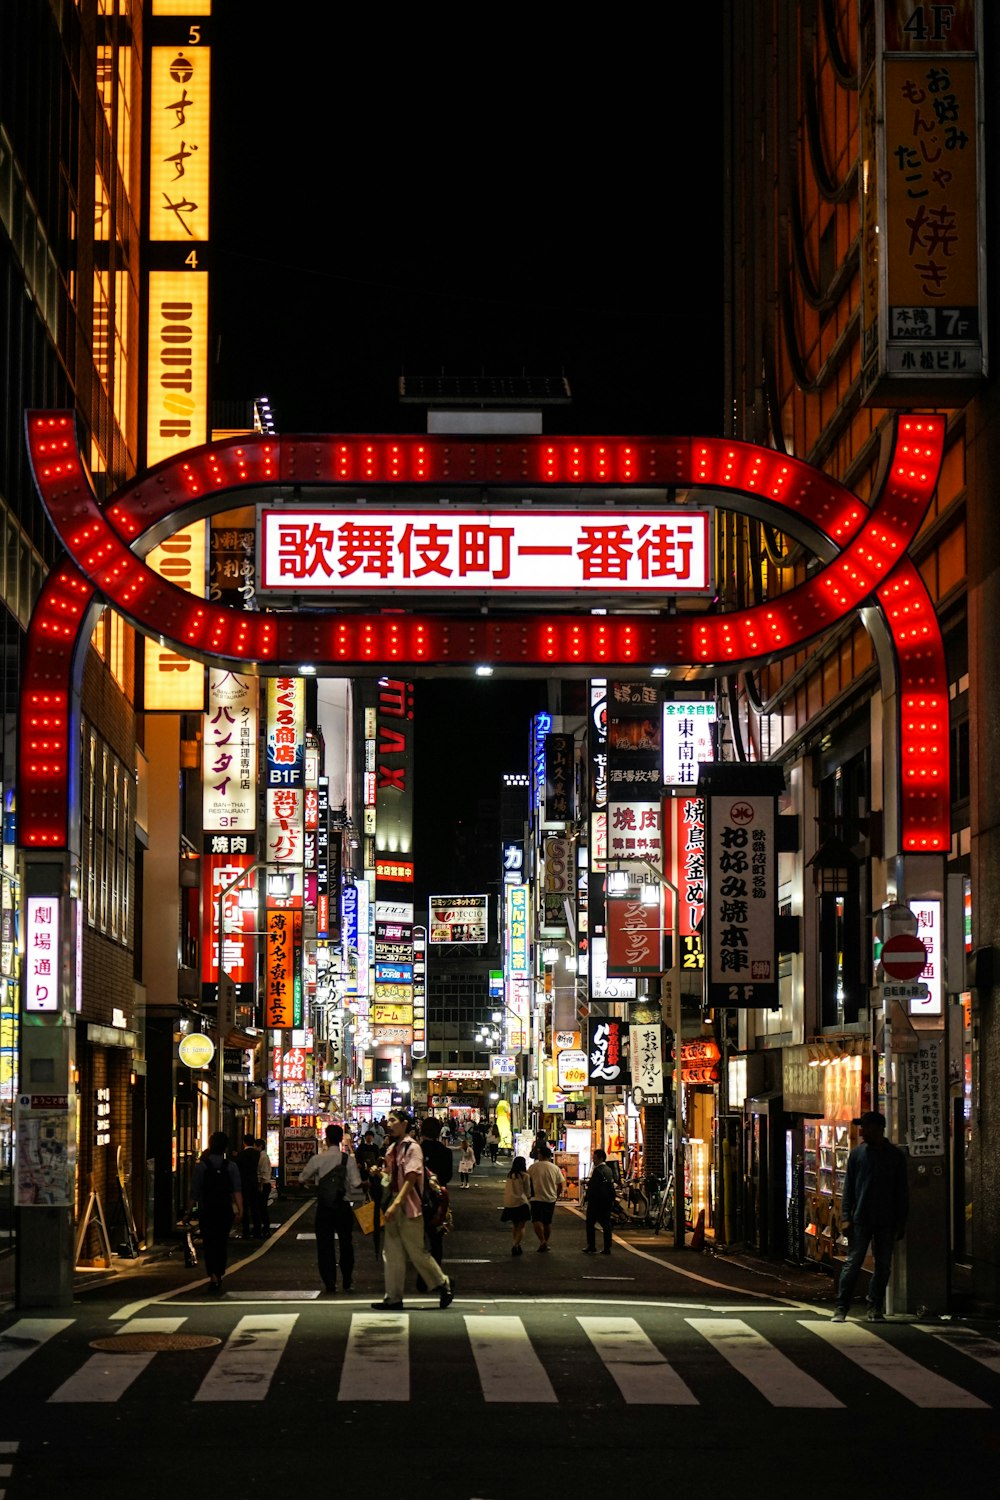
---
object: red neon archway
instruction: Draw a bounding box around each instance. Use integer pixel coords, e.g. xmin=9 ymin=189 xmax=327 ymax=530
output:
xmin=20 ymin=414 xmax=948 ymax=852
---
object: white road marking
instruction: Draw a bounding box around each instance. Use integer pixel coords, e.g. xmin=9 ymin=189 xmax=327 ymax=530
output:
xmin=465 ymin=1315 xmax=557 ymax=1403
xmin=916 ymin=1324 xmax=1000 ymax=1376
xmin=689 ymin=1317 xmax=842 ymax=1407
xmin=558 ymin=1204 xmax=811 ymax=1306
xmin=193 ymin=1314 xmax=297 ymax=1402
xmin=49 ymin=1318 xmax=186 ymax=1403
xmin=296 ymin=1233 xmax=316 ymax=1241
xmin=110 ymin=1199 xmax=314 ymax=1321
xmin=578 ymin=1315 xmax=698 ymax=1405
xmin=0 ymin=1319 xmax=74 ymax=1382
xmin=339 ymin=1313 xmax=408 ymax=1401
xmin=803 ymin=1320 xmax=989 ymax=1407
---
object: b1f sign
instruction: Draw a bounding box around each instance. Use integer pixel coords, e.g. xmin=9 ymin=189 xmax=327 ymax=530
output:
xmin=25 ymin=897 xmax=60 ymax=1012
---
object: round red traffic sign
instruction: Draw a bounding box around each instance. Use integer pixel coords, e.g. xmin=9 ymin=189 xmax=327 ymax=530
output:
xmin=880 ymin=932 xmax=928 ymax=981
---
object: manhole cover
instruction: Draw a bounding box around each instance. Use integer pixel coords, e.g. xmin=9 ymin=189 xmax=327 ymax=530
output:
xmin=89 ymin=1333 xmax=221 ymax=1352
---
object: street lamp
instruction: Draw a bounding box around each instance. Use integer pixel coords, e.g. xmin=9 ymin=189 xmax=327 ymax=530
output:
xmin=606 ymin=855 xmax=684 ymax=1251
xmin=214 ymin=861 xmax=289 ymax=1132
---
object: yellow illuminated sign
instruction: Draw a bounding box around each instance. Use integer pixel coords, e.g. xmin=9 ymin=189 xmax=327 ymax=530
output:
xmin=146 ymin=270 xmax=208 ymax=466
xmin=143 ymin=523 xmax=207 ymax=710
xmin=149 ymin=46 xmax=211 ymax=242
xmin=152 ymin=1 xmax=212 ymax=13
xmin=178 ymin=1032 xmax=215 ymax=1069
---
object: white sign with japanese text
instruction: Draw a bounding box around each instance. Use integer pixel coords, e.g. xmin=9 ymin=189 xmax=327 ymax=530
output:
xmin=908 ymin=899 xmax=942 ymax=1017
xmin=259 ymin=508 xmax=712 ymax=596
xmin=629 ymin=1024 xmax=664 ymax=1104
xmin=706 ymin=794 xmax=777 ymax=1008
xmin=25 ymin=898 xmax=60 ymax=1012
xmin=203 ymin=670 xmax=258 ymax=832
xmin=663 ymin=701 xmax=716 ymax=786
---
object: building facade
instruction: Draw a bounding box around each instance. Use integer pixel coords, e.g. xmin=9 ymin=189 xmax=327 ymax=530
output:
xmin=723 ymin=0 xmax=994 ymax=1308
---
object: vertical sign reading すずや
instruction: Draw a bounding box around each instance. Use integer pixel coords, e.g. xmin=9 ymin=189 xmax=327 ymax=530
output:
xmin=701 ymin=764 xmax=783 ymax=1010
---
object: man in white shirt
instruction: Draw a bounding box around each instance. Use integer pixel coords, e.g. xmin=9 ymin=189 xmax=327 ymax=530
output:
xmin=527 ymin=1146 xmax=564 ymax=1252
xmin=256 ymin=1137 xmax=273 ymax=1237
xmin=300 ymin=1123 xmax=362 ymax=1293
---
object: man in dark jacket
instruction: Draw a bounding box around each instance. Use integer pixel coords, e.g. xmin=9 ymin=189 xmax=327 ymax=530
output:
xmin=832 ymin=1111 xmax=909 ymax=1322
xmin=236 ymin=1134 xmax=262 ymax=1239
xmin=418 ymin=1116 xmax=453 ymax=1281
xmin=583 ymin=1148 xmax=616 ymax=1254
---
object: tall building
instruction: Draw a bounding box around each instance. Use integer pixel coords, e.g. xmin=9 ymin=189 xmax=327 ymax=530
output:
xmin=723 ymin=0 xmax=993 ymax=1307
xmin=1 ymin=0 xmax=145 ymax=1273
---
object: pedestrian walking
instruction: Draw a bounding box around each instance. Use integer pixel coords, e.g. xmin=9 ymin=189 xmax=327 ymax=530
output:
xmin=831 ymin=1111 xmax=909 ymax=1322
xmin=527 ymin=1145 xmax=563 ymax=1252
xmin=236 ymin=1134 xmax=262 ymax=1239
xmin=487 ymin=1124 xmax=501 ymax=1164
xmin=371 ymin=1109 xmax=454 ymax=1311
xmin=355 ymin=1129 xmax=380 ymax=1188
xmin=300 ymin=1123 xmax=362 ymax=1293
xmin=420 ymin=1117 xmax=454 ymax=1272
xmin=256 ymin=1136 xmax=273 ymax=1236
xmin=501 ymin=1156 xmax=532 ymax=1255
xmin=187 ymin=1131 xmax=242 ymax=1294
xmin=459 ymin=1142 xmax=475 ymax=1188
xmin=583 ymin=1148 xmax=616 ymax=1255
xmin=471 ymin=1122 xmax=485 ymax=1165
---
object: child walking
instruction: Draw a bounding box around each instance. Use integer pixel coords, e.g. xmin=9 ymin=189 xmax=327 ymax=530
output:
xmin=459 ymin=1142 xmax=475 ymax=1188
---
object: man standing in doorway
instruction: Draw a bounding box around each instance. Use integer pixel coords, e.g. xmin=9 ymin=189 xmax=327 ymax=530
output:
xmin=300 ymin=1123 xmax=362 ymax=1293
xmin=831 ymin=1111 xmax=908 ymax=1322
xmin=236 ymin=1134 xmax=261 ymax=1239
xmin=256 ymin=1136 xmax=273 ymax=1237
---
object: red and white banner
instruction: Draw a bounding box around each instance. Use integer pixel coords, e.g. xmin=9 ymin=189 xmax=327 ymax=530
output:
xmin=201 ymin=854 xmax=257 ymax=986
xmin=259 ymin=508 xmax=712 ymax=595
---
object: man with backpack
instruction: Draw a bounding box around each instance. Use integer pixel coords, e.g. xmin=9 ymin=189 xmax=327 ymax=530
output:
xmin=187 ymin=1131 xmax=243 ymax=1294
xmin=371 ymin=1109 xmax=454 ymax=1311
xmin=300 ymin=1123 xmax=362 ymax=1293
xmin=416 ymin=1116 xmax=453 ymax=1287
xmin=583 ymin=1148 xmax=616 ymax=1255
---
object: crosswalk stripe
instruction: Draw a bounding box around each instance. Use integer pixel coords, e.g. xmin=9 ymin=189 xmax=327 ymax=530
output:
xmin=339 ymin=1313 xmax=409 ymax=1401
xmin=465 ymin=1315 xmax=557 ymax=1403
xmin=802 ymin=1320 xmax=989 ymax=1407
xmin=688 ymin=1318 xmax=843 ymax=1407
xmin=0 ymin=1320 xmax=74 ymax=1384
xmin=578 ymin=1316 xmax=698 ymax=1405
xmin=916 ymin=1324 xmax=1000 ymax=1376
xmin=49 ymin=1319 xmax=186 ymax=1403
xmin=193 ymin=1314 xmax=297 ymax=1402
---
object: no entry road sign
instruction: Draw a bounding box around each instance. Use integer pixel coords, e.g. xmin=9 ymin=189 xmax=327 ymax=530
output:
xmin=880 ymin=932 xmax=928 ymax=981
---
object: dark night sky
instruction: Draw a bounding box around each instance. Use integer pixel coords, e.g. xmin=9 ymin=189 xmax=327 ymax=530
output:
xmin=210 ymin=9 xmax=726 ymax=896
xmin=212 ymin=10 xmax=725 ymax=438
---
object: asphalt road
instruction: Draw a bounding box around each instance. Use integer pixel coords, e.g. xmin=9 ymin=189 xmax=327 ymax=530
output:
xmin=0 ymin=1160 xmax=997 ymax=1498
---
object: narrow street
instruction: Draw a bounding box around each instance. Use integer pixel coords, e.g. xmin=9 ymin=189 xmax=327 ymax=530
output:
xmin=0 ymin=1161 xmax=996 ymax=1498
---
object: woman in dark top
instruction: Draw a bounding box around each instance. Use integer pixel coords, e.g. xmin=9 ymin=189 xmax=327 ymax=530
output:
xmin=187 ymin=1131 xmax=243 ymax=1294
